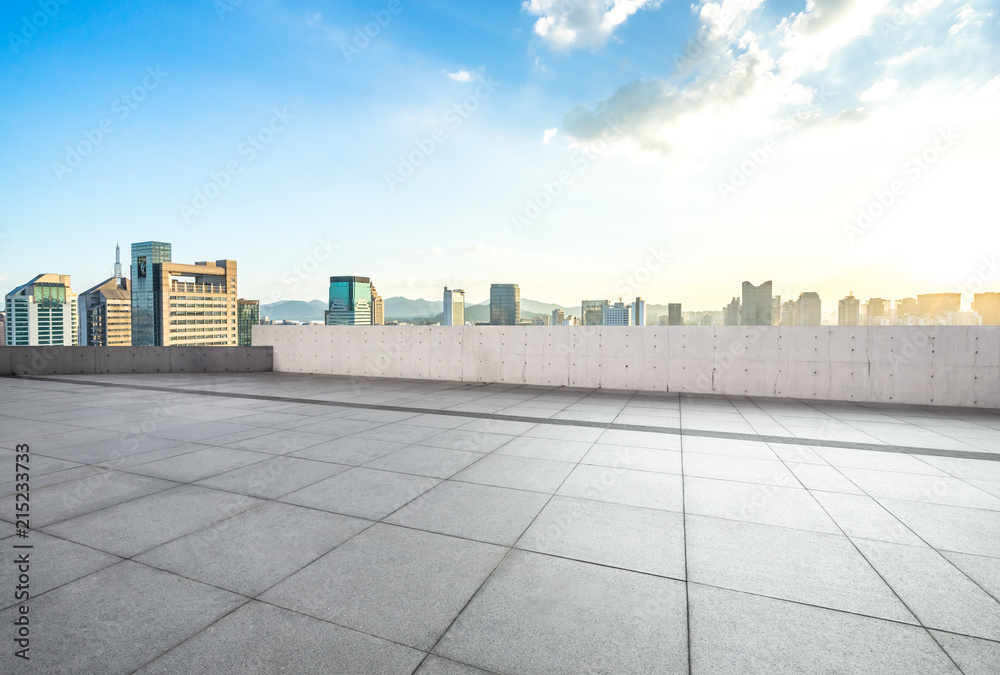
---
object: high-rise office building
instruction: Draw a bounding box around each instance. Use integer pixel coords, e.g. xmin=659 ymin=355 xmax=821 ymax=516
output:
xmin=326 ymin=276 xmax=373 ymax=325
xmin=532 ymin=315 xmax=550 ymax=326
xmin=5 ymin=274 xmax=78 ymax=346
xmin=632 ymin=297 xmax=645 ymax=326
xmin=602 ymin=301 xmax=631 ymax=326
xmin=724 ymin=297 xmax=741 ymax=325
xmin=798 ymin=292 xmax=822 ymax=326
xmin=131 ymin=241 xmax=173 ymax=346
xmin=973 ymin=293 xmax=1000 ymax=325
xmin=781 ymin=299 xmax=799 ymax=327
xmin=490 ymin=284 xmax=520 ymax=325
xmin=581 ymin=300 xmax=609 ymax=326
xmin=867 ymin=298 xmax=887 ymax=319
xmin=741 ymin=281 xmax=772 ymax=325
xmin=79 ymin=277 xmax=131 ymax=346
xmin=237 ymin=299 xmax=260 ymax=346
xmin=668 ymin=303 xmax=683 ymax=326
xmin=551 ymin=309 xmax=565 ymax=326
xmin=917 ymin=293 xmax=961 ymax=319
xmin=772 ymin=296 xmax=782 ymax=325
xmin=896 ymin=297 xmax=918 ymax=318
xmin=159 ymin=260 xmax=238 ymax=346
xmin=370 ymin=283 xmax=385 ymax=325
xmin=443 ymin=287 xmax=465 ymax=326
xmin=839 ymin=293 xmax=860 ymax=325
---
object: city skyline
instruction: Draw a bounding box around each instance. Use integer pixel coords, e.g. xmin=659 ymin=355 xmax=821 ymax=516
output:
xmin=2 ymin=1 xmax=998 ymax=310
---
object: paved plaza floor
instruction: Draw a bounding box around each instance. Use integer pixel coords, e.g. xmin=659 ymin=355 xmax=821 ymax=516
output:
xmin=1 ymin=372 xmax=999 ymax=673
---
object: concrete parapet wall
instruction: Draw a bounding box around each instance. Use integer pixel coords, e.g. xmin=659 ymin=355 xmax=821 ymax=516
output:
xmin=0 ymin=346 xmax=273 ymax=377
xmin=253 ymin=325 xmax=1000 ymax=408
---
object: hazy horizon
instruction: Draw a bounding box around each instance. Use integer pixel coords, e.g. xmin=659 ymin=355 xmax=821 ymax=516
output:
xmin=3 ymin=1 xmax=998 ymax=312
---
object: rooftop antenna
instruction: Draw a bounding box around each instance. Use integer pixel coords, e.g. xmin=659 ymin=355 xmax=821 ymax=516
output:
xmin=114 ymin=243 xmax=123 ymax=280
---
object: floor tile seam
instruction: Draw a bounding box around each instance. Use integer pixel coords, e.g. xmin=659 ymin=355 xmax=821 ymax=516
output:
xmin=765 ymin=443 xmax=952 ymax=656
xmin=805 ymin=456 xmax=1000 ymax=625
xmin=20 ymin=375 xmax=1000 ymax=462
xmin=0 ymin=534 xmax=126 ymax=614
xmin=31 ymin=480 xmax=185 ymax=531
xmin=683 ymin=579 xmax=955 ymax=634
xmin=127 ymin=595 xmax=258 ymax=674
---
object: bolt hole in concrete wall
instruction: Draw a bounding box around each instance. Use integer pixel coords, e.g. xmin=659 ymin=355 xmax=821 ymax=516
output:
xmin=252 ymin=325 xmax=999 ymax=408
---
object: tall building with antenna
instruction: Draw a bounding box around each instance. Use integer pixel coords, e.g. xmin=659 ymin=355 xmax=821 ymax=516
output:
xmin=114 ymin=243 xmax=123 ymax=280
xmin=79 ymin=245 xmax=131 ymax=346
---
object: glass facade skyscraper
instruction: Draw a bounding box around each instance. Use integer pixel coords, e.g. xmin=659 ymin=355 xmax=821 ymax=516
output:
xmin=131 ymin=241 xmax=172 ymax=346
xmin=326 ymin=276 xmax=373 ymax=325
xmin=237 ymin=299 xmax=260 ymax=346
xmin=741 ymin=280 xmax=772 ymax=326
xmin=489 ymin=284 xmax=519 ymax=325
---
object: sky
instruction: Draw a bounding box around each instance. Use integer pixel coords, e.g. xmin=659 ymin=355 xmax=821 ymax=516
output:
xmin=1 ymin=0 xmax=998 ymax=312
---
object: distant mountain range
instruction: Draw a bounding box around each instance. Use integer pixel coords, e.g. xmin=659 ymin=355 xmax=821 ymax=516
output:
xmin=261 ymin=297 xmax=584 ymax=323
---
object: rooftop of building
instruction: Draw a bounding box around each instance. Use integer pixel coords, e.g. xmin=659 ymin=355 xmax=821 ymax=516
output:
xmin=1 ymin=371 xmax=998 ymax=673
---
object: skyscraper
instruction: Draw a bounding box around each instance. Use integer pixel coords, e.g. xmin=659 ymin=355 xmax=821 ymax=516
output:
xmin=973 ymin=293 xmax=1000 ymax=325
xmin=867 ymin=298 xmax=888 ymax=320
xmin=632 ymin=297 xmax=645 ymax=326
xmin=370 ymin=283 xmax=385 ymax=325
xmin=443 ymin=287 xmax=465 ymax=326
xmin=490 ymin=284 xmax=520 ymax=325
xmin=602 ymin=301 xmax=631 ymax=326
xmin=158 ymin=260 xmax=238 ymax=346
xmin=581 ymin=300 xmax=608 ymax=326
xmin=326 ymin=276 xmax=373 ymax=325
xmin=896 ymin=297 xmax=918 ymax=318
xmin=237 ymin=299 xmax=260 ymax=346
xmin=781 ymin=299 xmax=799 ymax=327
xmin=0 ymin=311 xmax=5 ymax=346
xmin=741 ymin=281 xmax=772 ymax=325
xmin=551 ymin=309 xmax=564 ymax=326
xmin=798 ymin=292 xmax=822 ymax=326
xmin=724 ymin=297 xmax=741 ymax=325
xmin=839 ymin=293 xmax=860 ymax=325
xmin=917 ymin=293 xmax=961 ymax=319
xmin=79 ymin=276 xmax=131 ymax=346
xmin=771 ymin=296 xmax=781 ymax=325
xmin=5 ymin=274 xmax=78 ymax=346
xmin=131 ymin=241 xmax=172 ymax=346
xmin=668 ymin=303 xmax=683 ymax=326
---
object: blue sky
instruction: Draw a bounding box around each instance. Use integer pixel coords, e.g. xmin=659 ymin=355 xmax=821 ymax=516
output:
xmin=2 ymin=0 xmax=998 ymax=311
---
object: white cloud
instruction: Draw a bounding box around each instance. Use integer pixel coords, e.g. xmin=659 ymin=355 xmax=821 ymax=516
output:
xmin=430 ymin=247 xmax=445 ymax=255
xmin=949 ymin=3 xmax=986 ymax=35
xmin=522 ymin=0 xmax=663 ymax=50
xmin=307 ymin=12 xmax=322 ymax=27
xmin=860 ymin=78 xmax=899 ymax=102
xmin=462 ymin=242 xmax=508 ymax=256
xmin=447 ymin=69 xmax=474 ymax=82
xmin=542 ymin=127 xmax=559 ymax=144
